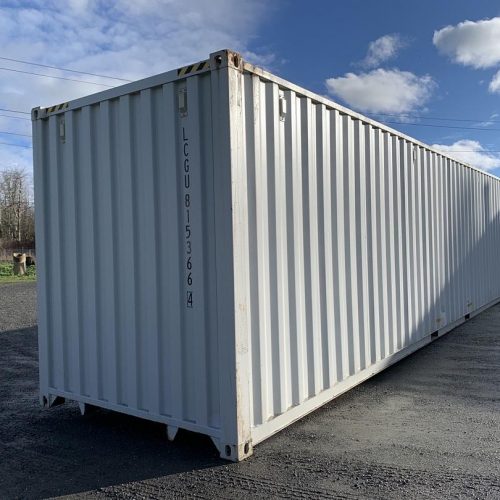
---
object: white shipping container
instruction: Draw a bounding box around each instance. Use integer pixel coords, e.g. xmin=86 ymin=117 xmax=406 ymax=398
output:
xmin=33 ymin=49 xmax=500 ymax=461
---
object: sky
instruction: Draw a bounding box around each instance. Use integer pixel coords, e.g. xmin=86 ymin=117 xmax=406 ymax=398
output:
xmin=1 ymin=0 xmax=500 ymax=177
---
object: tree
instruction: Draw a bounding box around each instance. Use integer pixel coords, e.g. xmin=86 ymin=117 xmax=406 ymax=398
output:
xmin=0 ymin=168 xmax=35 ymax=247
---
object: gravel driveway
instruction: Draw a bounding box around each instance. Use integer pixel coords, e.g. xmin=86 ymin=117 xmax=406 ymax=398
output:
xmin=0 ymin=283 xmax=499 ymax=499
xmin=0 ymin=281 xmax=37 ymax=332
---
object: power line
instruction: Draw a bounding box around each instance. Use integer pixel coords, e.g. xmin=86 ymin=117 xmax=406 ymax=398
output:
xmin=437 ymin=150 xmax=500 ymax=153
xmin=0 ymin=107 xmax=30 ymax=115
xmin=0 ymin=114 xmax=30 ymax=121
xmin=0 ymin=141 xmax=32 ymax=149
xmin=0 ymin=130 xmax=32 ymax=137
xmin=0 ymin=55 xmax=132 ymax=82
xmin=383 ymin=120 xmax=500 ymax=132
xmin=371 ymin=112 xmax=500 ymax=124
xmin=0 ymin=67 xmax=115 ymax=87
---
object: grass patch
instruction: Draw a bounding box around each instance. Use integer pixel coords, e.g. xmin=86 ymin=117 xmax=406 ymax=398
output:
xmin=0 ymin=261 xmax=37 ymax=283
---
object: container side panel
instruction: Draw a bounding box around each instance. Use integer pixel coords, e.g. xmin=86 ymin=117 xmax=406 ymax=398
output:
xmin=34 ymin=72 xmax=221 ymax=437
xmin=237 ymin=72 xmax=500 ymax=440
xmin=288 ymin=90 xmax=307 ymax=405
xmin=354 ymin=120 xmax=369 ymax=370
xmin=254 ymin=77 xmax=273 ymax=421
xmin=263 ymin=82 xmax=282 ymax=414
xmin=369 ymin=128 xmax=382 ymax=361
xmin=319 ymin=105 xmax=336 ymax=386
xmin=135 ymin=89 xmax=160 ymax=413
xmin=61 ymin=111 xmax=82 ymax=395
xmin=333 ymin=111 xmax=350 ymax=379
xmin=94 ymin=101 xmax=118 ymax=404
xmin=159 ymin=81 xmax=183 ymax=420
xmin=243 ymin=75 xmax=262 ymax=425
xmin=291 ymin=93 xmax=309 ymax=401
xmin=47 ymin=116 xmax=65 ymax=391
xmin=197 ymin=77 xmax=220 ymax=429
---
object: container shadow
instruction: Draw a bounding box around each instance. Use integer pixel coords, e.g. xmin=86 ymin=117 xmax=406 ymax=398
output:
xmin=0 ymin=326 xmax=224 ymax=499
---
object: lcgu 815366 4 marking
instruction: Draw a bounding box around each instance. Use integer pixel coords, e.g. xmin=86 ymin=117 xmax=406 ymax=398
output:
xmin=182 ymin=126 xmax=193 ymax=308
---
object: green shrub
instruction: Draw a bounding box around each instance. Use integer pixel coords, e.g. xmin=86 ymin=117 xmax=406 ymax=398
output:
xmin=0 ymin=262 xmax=13 ymax=277
xmin=0 ymin=261 xmax=36 ymax=281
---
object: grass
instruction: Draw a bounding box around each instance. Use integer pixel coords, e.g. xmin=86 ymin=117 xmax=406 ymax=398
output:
xmin=0 ymin=261 xmax=37 ymax=283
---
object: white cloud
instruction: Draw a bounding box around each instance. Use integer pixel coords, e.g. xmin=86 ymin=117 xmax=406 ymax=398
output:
xmin=0 ymin=136 xmax=33 ymax=176
xmin=475 ymin=112 xmax=500 ymax=127
xmin=0 ymin=0 xmax=271 ymax=172
xmin=433 ymin=17 xmax=500 ymax=69
xmin=361 ymin=34 xmax=405 ymax=68
xmin=489 ymin=70 xmax=500 ymax=94
xmin=431 ymin=140 xmax=500 ymax=171
xmin=243 ymin=50 xmax=277 ymax=68
xmin=325 ymin=69 xmax=435 ymax=114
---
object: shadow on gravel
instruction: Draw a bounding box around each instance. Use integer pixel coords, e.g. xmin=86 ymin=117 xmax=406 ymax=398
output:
xmin=0 ymin=326 xmax=224 ymax=499
xmin=1 ymin=313 xmax=499 ymax=499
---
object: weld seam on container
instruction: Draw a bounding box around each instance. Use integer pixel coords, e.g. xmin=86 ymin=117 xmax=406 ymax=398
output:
xmin=33 ymin=49 xmax=500 ymax=461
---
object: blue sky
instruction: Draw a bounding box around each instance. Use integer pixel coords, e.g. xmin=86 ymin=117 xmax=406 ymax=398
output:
xmin=1 ymin=0 xmax=500 ymax=176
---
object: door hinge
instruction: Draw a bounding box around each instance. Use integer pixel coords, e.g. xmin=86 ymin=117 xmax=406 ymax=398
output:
xmin=59 ymin=118 xmax=66 ymax=143
xmin=178 ymin=89 xmax=188 ymax=116
xmin=279 ymin=94 xmax=287 ymax=122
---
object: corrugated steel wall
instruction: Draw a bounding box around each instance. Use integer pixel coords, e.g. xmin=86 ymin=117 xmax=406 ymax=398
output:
xmin=238 ymin=72 xmax=500 ymax=438
xmin=33 ymin=72 xmax=222 ymax=437
xmin=34 ymin=53 xmax=500 ymax=457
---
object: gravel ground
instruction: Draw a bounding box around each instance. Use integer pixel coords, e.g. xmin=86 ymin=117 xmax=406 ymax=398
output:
xmin=0 ymin=281 xmax=37 ymax=332
xmin=0 ymin=284 xmax=499 ymax=499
